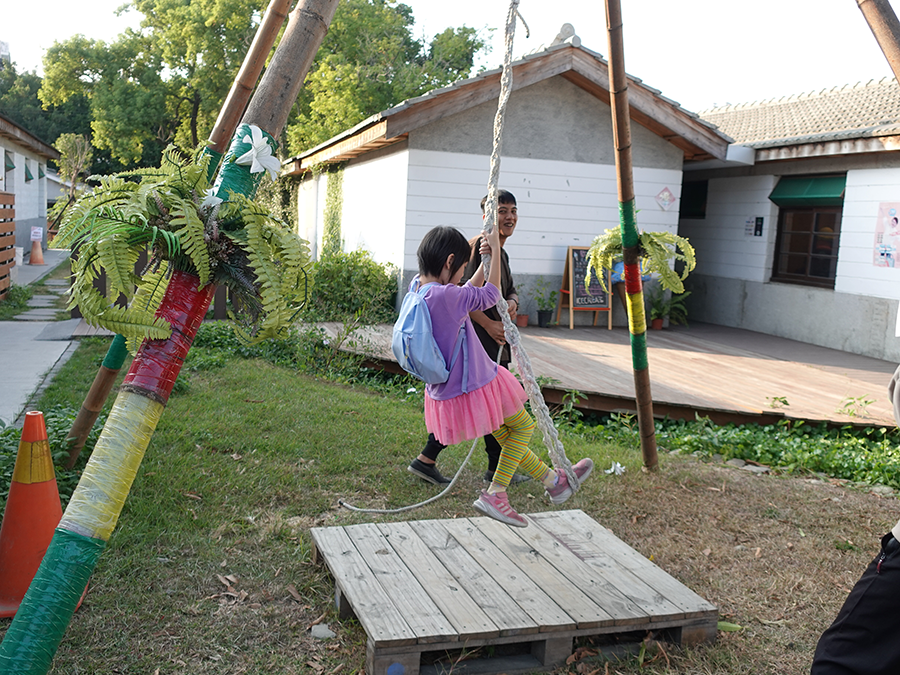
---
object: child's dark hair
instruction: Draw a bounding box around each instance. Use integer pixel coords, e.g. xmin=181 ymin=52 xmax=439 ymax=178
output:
xmin=480 ymin=189 xmax=517 ymax=213
xmin=418 ymin=226 xmax=471 ymax=278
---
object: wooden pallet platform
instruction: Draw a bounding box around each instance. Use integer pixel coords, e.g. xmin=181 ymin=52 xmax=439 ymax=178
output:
xmin=311 ymin=509 xmax=717 ymax=675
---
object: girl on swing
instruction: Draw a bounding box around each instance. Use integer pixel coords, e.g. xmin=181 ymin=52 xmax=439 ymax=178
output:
xmin=415 ymin=224 xmax=594 ymax=527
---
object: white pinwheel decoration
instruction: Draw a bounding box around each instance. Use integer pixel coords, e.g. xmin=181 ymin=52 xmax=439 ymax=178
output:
xmin=234 ymin=124 xmax=281 ymax=180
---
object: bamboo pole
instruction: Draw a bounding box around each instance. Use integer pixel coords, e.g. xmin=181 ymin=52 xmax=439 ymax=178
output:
xmin=208 ymin=0 xmax=293 ymax=153
xmin=242 ymin=0 xmax=339 ymax=136
xmin=62 ymin=0 xmax=293 ymax=469
xmin=856 ymin=0 xmax=900 ymax=81
xmin=604 ymin=0 xmax=658 ymax=470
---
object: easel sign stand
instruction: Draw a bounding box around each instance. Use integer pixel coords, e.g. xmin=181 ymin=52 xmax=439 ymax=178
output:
xmin=556 ymin=246 xmax=612 ymax=329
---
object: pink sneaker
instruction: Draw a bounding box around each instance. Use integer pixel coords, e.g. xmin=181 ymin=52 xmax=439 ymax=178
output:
xmin=546 ymin=458 xmax=594 ymax=505
xmin=473 ymin=490 xmax=528 ymax=527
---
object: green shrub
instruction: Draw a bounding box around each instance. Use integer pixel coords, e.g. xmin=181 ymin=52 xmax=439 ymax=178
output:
xmin=304 ymin=249 xmax=398 ymax=323
xmin=0 ymin=284 xmax=34 ymax=320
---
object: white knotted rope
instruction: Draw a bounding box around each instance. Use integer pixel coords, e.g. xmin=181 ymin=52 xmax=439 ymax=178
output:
xmin=480 ymin=0 xmax=579 ymax=494
xmin=341 ymin=0 xmax=577 ymax=515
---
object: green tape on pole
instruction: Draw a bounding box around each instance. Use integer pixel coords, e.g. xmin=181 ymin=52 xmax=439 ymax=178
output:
xmin=200 ymin=147 xmax=224 ymax=182
xmin=618 ymin=199 xmax=639 ymax=249
xmin=630 ymin=331 xmax=649 ymax=371
xmin=0 ymin=529 xmax=106 ymax=674
xmin=101 ymin=334 xmax=128 ymax=370
xmin=213 ymin=123 xmax=276 ymax=199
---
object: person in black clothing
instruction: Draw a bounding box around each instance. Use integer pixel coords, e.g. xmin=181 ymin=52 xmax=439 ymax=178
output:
xmin=809 ymin=363 xmax=900 ymax=674
xmin=407 ymin=190 xmax=530 ymax=485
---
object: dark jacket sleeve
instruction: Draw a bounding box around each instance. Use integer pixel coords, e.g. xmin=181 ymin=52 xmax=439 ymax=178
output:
xmin=462 ymin=236 xmax=514 ymax=364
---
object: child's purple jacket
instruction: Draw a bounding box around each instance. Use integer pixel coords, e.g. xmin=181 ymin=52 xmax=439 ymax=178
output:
xmin=421 ymin=280 xmax=501 ymax=401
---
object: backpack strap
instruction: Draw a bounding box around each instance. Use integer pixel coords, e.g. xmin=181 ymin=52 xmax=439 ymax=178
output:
xmin=414 ymin=277 xmax=469 ymax=392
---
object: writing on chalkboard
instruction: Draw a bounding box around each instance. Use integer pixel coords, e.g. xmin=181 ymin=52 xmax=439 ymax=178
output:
xmin=570 ymin=247 xmax=608 ymax=309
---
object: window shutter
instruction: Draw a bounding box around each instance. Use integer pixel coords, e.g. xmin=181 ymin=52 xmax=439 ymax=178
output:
xmin=4 ymin=151 xmax=14 ymax=172
xmin=25 ymin=162 xmax=34 ymax=182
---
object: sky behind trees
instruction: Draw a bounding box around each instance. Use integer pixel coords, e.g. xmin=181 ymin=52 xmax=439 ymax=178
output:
xmin=3 ymin=0 xmax=897 ymax=114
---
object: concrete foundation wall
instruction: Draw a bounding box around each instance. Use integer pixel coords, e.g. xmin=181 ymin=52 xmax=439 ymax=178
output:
xmin=686 ymin=272 xmax=900 ymax=362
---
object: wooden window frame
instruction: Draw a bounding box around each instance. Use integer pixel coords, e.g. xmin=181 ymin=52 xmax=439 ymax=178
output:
xmin=771 ymin=206 xmax=841 ymax=289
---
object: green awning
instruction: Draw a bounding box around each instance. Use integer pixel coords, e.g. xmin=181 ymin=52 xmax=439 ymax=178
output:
xmin=769 ymin=175 xmax=846 ymax=207
xmin=4 ymin=152 xmax=13 ymax=172
xmin=38 ymin=165 xmax=45 ymax=179
xmin=24 ymin=163 xmax=33 ymax=182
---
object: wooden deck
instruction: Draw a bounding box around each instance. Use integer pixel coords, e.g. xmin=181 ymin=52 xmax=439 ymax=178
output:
xmin=323 ymin=322 xmax=898 ymax=428
xmin=311 ymin=509 xmax=717 ymax=675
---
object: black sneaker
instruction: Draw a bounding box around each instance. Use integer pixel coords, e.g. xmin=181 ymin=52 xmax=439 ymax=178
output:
xmin=408 ymin=459 xmax=451 ymax=485
xmin=483 ymin=471 xmax=533 ymax=484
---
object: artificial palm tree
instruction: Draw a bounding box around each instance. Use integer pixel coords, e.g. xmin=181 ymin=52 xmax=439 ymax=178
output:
xmin=0 ymin=2 xmax=340 ymax=672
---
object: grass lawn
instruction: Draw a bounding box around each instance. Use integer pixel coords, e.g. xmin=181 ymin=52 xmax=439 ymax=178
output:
xmin=0 ymin=336 xmax=897 ymax=674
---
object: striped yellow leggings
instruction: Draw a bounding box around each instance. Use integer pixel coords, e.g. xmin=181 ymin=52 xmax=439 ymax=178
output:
xmin=490 ymin=408 xmax=551 ymax=488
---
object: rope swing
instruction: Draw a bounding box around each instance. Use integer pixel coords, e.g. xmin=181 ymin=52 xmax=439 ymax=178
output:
xmin=341 ymin=0 xmax=580 ymax=515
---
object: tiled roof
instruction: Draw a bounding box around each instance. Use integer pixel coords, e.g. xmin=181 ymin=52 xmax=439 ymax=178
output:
xmin=698 ymin=78 xmax=900 ymax=148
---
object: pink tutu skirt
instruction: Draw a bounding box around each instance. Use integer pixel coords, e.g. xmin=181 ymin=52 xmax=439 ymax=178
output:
xmin=425 ymin=368 xmax=528 ymax=446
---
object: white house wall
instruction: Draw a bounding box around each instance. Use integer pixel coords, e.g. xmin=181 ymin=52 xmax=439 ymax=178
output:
xmin=680 ymin=168 xmax=900 ymax=361
xmin=340 ymin=147 xmax=409 ymax=269
xmin=1 ymin=141 xmax=49 ymax=249
xmin=405 ymin=148 xmax=683 ymax=322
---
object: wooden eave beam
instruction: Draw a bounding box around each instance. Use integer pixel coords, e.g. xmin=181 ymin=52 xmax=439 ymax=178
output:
xmin=287 ymin=49 xmax=578 ymax=175
xmin=755 ymin=135 xmax=900 ymax=162
xmin=566 ymin=50 xmax=728 ymax=161
xmin=0 ymin=117 xmax=59 ymax=161
xmin=384 ymin=50 xmax=576 ymax=137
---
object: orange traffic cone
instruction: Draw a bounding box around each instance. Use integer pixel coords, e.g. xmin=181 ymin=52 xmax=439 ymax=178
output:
xmin=29 ymin=239 xmax=45 ymax=265
xmin=0 ymin=411 xmax=62 ymax=617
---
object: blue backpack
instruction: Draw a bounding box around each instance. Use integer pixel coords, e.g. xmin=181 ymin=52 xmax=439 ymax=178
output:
xmin=392 ymin=278 xmax=468 ymax=388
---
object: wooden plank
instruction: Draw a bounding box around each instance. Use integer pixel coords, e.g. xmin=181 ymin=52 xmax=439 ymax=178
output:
xmin=0 ymin=209 xmax=16 ymax=221
xmin=344 ymin=522 xmax=459 ymax=645
xmin=377 ymin=521 xmax=500 ymax=640
xmin=0 ymin=233 xmax=14 ymax=249
xmin=441 ymin=518 xmax=576 ymax=632
xmin=530 ymin=511 xmax=717 ymax=619
xmin=513 ymin=515 xmax=675 ymax=625
xmin=407 ymin=519 xmax=539 ymax=637
xmin=473 ymin=517 xmax=614 ymax=629
xmin=309 ymin=526 xmax=417 ymax=648
xmin=0 ymin=192 xmax=13 ymax=206
xmin=525 ymin=512 xmax=687 ymax=622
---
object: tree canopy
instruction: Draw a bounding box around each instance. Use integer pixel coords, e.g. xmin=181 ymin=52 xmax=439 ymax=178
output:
xmin=285 ymin=0 xmax=488 ymax=155
xmin=30 ymin=0 xmax=487 ymax=169
xmin=0 ymin=62 xmax=92 ymax=155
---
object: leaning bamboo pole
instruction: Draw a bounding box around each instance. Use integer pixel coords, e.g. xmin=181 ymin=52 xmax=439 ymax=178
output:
xmin=604 ymin=0 xmax=658 ymax=470
xmin=0 ymin=2 xmax=339 ymax=672
xmin=856 ymin=0 xmax=900 ymax=81
xmin=62 ymin=0 xmax=293 ymax=469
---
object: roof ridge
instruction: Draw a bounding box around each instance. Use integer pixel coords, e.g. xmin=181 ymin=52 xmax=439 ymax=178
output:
xmin=698 ymin=76 xmax=899 ymax=115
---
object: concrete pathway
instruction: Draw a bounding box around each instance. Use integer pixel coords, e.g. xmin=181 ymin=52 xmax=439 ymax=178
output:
xmin=1 ymin=248 xmax=75 ymax=426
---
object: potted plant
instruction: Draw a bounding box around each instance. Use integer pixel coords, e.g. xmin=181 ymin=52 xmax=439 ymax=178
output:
xmin=647 ymin=285 xmax=691 ymax=329
xmin=533 ymin=277 xmax=558 ymax=327
xmin=586 ymin=227 xmax=696 ymax=294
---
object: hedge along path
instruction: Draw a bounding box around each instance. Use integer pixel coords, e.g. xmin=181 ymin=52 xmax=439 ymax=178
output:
xmin=62 ymin=0 xmax=294 ymax=470
xmin=0 ymin=2 xmax=340 ymax=673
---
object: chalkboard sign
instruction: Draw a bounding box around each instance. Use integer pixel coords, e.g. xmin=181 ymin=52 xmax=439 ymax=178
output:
xmin=558 ymin=246 xmax=612 ymax=330
xmin=570 ymin=247 xmax=609 ymax=309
